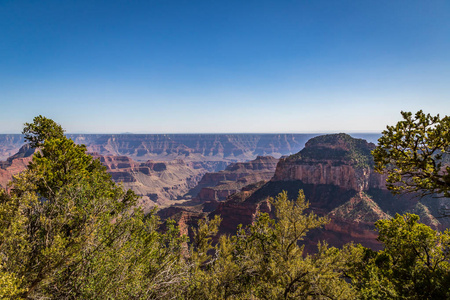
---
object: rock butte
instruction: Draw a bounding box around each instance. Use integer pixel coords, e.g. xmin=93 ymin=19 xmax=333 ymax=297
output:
xmin=166 ymin=133 xmax=450 ymax=252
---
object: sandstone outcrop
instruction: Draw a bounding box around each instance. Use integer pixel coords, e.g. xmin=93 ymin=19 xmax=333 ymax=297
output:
xmin=91 ymin=154 xmax=228 ymax=211
xmin=200 ymin=133 xmax=450 ymax=251
xmin=67 ymin=134 xmax=315 ymax=162
xmin=0 ymin=135 xmax=25 ymax=161
xmin=0 ymin=144 xmax=35 ymax=189
xmin=191 ymin=156 xmax=278 ymax=202
xmin=272 ymin=133 xmax=387 ymax=191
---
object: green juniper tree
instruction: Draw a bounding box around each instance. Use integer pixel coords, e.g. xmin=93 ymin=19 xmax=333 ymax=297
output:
xmin=0 ymin=116 xmax=187 ymax=299
xmin=372 ymin=110 xmax=450 ymax=198
xmin=348 ymin=111 xmax=450 ymax=298
xmin=348 ymin=213 xmax=450 ymax=299
xmin=187 ymin=191 xmax=356 ymax=299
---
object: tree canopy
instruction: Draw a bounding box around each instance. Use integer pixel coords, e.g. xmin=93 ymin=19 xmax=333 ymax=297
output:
xmin=372 ymin=110 xmax=450 ymax=197
xmin=22 ymin=115 xmax=65 ymax=148
xmin=347 ymin=213 xmax=450 ymax=299
xmin=186 ymin=191 xmax=356 ymax=299
xmin=1 ymin=116 xmax=188 ymax=299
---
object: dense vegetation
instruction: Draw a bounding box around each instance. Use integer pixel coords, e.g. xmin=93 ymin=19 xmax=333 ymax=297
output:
xmin=1 ymin=115 xmax=450 ymax=299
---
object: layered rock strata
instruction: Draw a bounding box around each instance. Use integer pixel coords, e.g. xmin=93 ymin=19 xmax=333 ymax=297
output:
xmin=191 ymin=156 xmax=278 ymax=202
xmin=200 ymin=134 xmax=450 ymax=251
xmin=0 ymin=135 xmax=25 ymax=161
xmin=272 ymin=133 xmax=386 ymax=192
xmin=0 ymin=147 xmax=225 ymax=210
xmin=91 ymin=154 xmax=228 ymax=210
xmin=68 ymin=134 xmax=315 ymax=162
xmin=0 ymin=134 xmax=320 ymax=162
xmin=0 ymin=145 xmax=35 ymax=189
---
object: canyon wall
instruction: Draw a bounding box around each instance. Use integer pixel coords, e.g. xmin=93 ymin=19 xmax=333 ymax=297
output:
xmin=201 ymin=133 xmax=450 ymax=251
xmin=3 ymin=132 xmax=447 ymax=252
xmin=1 ymin=133 xmax=381 ymax=163
xmin=0 ymin=134 xmax=318 ymax=162
xmin=0 ymin=135 xmax=25 ymax=160
xmin=192 ymin=156 xmax=278 ymax=202
xmin=69 ymin=134 xmax=317 ymax=162
xmin=0 ymin=147 xmax=226 ymax=209
xmin=89 ymin=154 xmax=229 ymax=210
xmin=272 ymin=133 xmax=387 ymax=191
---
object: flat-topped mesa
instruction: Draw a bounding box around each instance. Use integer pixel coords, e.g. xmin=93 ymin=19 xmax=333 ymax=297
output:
xmin=66 ymin=134 xmax=314 ymax=162
xmin=272 ymin=133 xmax=386 ymax=191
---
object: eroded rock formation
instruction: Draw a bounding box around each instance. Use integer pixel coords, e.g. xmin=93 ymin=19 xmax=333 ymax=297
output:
xmin=67 ymin=134 xmax=315 ymax=162
xmin=199 ymin=133 xmax=450 ymax=251
xmin=91 ymin=154 xmax=228 ymax=211
xmin=0 ymin=135 xmax=25 ymax=161
xmin=191 ymin=156 xmax=278 ymax=202
xmin=272 ymin=133 xmax=386 ymax=191
xmin=0 ymin=147 xmax=225 ymax=210
xmin=0 ymin=144 xmax=35 ymax=189
xmin=0 ymin=133 xmax=322 ymax=162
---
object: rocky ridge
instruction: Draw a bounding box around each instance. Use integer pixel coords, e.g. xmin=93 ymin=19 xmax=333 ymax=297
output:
xmin=191 ymin=156 xmax=278 ymax=202
xmin=184 ymin=133 xmax=450 ymax=251
xmin=91 ymin=154 xmax=228 ymax=210
xmin=0 ymin=135 xmax=25 ymax=161
xmin=0 ymin=147 xmax=227 ymax=209
xmin=0 ymin=134 xmax=321 ymax=162
xmin=273 ymin=133 xmax=386 ymax=191
xmin=67 ymin=134 xmax=316 ymax=162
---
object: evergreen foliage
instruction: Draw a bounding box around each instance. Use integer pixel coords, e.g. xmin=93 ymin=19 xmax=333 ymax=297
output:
xmin=187 ymin=191 xmax=356 ymax=299
xmin=348 ymin=213 xmax=450 ymax=299
xmin=0 ymin=117 xmax=188 ymax=299
xmin=373 ymin=110 xmax=450 ymax=197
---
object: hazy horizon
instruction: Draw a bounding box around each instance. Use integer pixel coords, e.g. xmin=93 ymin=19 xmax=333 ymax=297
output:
xmin=1 ymin=1 xmax=449 ymax=133
xmin=0 ymin=131 xmax=382 ymax=136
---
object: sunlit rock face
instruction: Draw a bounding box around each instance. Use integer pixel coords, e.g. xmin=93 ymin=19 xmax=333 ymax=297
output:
xmin=0 ymin=135 xmax=25 ymax=161
xmin=0 ymin=144 xmax=35 ymax=190
xmin=192 ymin=156 xmax=279 ymax=202
xmin=272 ymin=133 xmax=387 ymax=192
xmin=0 ymin=146 xmax=224 ymax=210
xmin=91 ymin=154 xmax=230 ymax=211
xmin=203 ymin=134 xmax=450 ymax=252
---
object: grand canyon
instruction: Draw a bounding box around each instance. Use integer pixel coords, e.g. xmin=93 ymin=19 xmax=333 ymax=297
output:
xmin=3 ymin=2 xmax=448 ymax=297
xmin=1 ymin=132 xmax=447 ymax=251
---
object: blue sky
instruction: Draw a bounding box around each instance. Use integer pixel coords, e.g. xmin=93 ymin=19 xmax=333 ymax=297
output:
xmin=1 ymin=0 xmax=449 ymax=133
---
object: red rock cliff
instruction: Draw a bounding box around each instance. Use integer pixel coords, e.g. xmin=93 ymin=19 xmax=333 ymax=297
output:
xmin=272 ymin=133 xmax=387 ymax=191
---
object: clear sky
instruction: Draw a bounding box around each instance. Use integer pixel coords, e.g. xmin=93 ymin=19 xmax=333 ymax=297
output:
xmin=1 ymin=0 xmax=449 ymax=133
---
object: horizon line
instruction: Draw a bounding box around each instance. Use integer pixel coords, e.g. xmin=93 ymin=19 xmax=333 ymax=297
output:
xmin=0 ymin=131 xmax=383 ymax=135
